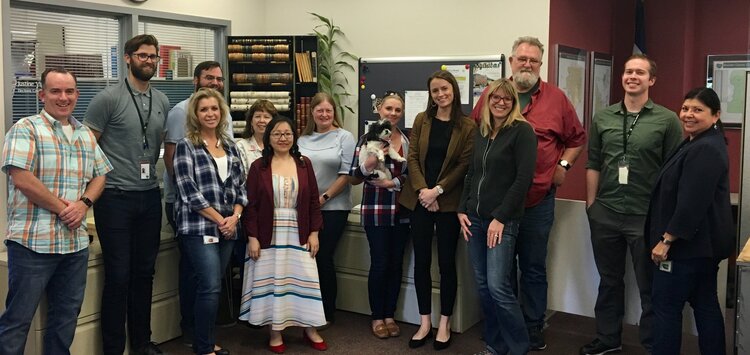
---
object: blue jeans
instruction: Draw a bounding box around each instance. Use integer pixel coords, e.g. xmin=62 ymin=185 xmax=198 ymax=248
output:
xmin=0 ymin=241 xmax=88 ymax=355
xmin=652 ymin=258 xmax=725 ymax=355
xmin=178 ymin=234 xmax=235 ymax=354
xmin=364 ymin=224 xmax=410 ymax=319
xmin=467 ymin=215 xmax=529 ymax=355
xmin=94 ymin=188 xmax=162 ymax=354
xmin=511 ymin=188 xmax=555 ymax=328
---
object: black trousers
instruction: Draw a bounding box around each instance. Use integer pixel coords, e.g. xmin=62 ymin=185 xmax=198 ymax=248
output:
xmin=410 ymin=205 xmax=460 ymax=316
xmin=316 ymin=210 xmax=349 ymax=321
xmin=94 ymin=188 xmax=162 ymax=355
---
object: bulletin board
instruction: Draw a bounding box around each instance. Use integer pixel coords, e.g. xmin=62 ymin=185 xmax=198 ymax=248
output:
xmin=357 ymin=55 xmax=505 ymax=137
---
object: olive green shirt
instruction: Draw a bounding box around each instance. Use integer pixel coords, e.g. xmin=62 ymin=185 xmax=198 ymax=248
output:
xmin=586 ymin=99 xmax=682 ymax=215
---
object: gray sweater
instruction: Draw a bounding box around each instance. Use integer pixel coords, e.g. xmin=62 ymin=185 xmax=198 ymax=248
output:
xmin=458 ymin=121 xmax=537 ymax=223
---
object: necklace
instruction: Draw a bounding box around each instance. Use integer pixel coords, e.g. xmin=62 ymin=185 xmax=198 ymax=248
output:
xmin=203 ymin=139 xmax=221 ymax=148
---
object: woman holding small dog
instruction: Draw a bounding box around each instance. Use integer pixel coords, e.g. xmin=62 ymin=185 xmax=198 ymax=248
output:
xmin=400 ymin=70 xmax=476 ymax=350
xmin=298 ymin=92 xmax=356 ymax=327
xmin=457 ymin=79 xmax=537 ymax=354
xmin=350 ymin=92 xmax=410 ymax=339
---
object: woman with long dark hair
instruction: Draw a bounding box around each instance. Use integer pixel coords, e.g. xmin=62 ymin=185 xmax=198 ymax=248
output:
xmin=400 ymin=70 xmax=476 ymax=350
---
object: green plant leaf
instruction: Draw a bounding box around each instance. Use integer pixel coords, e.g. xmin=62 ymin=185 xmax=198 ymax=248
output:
xmin=309 ymin=12 xmax=332 ymax=27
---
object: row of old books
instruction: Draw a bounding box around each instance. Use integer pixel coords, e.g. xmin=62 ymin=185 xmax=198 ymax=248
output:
xmin=294 ymin=51 xmax=317 ymax=82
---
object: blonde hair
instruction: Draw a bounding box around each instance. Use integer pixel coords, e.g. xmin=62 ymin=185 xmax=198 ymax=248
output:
xmin=186 ymin=88 xmax=232 ymax=146
xmin=302 ymin=92 xmax=343 ymax=136
xmin=377 ymin=92 xmax=404 ymax=110
xmin=480 ymin=79 xmax=525 ymax=137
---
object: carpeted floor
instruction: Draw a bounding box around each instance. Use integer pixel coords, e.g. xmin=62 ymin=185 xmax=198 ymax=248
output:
xmin=158 ymin=309 xmax=728 ymax=354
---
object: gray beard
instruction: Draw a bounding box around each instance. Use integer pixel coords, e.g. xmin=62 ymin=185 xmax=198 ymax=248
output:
xmin=513 ymin=71 xmax=539 ymax=91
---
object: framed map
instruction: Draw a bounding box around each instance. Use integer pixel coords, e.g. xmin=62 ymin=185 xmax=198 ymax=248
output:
xmin=589 ymin=52 xmax=613 ymax=119
xmin=556 ymin=45 xmax=587 ymax=126
xmin=707 ymin=54 xmax=750 ymax=127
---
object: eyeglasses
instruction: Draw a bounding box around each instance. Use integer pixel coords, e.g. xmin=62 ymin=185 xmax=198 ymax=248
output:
xmin=489 ymin=94 xmax=513 ymax=104
xmin=131 ymin=52 xmax=161 ymax=62
xmin=514 ymin=56 xmax=541 ymax=65
xmin=203 ymin=75 xmax=225 ymax=82
xmin=270 ymin=132 xmax=293 ymax=140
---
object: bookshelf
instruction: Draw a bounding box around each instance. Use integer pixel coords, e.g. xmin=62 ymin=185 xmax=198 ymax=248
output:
xmin=227 ymin=35 xmax=318 ymax=137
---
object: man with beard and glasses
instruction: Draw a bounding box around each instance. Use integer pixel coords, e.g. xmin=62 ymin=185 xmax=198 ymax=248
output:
xmin=580 ymin=54 xmax=681 ymax=355
xmin=471 ymin=36 xmax=586 ymax=351
xmin=161 ymin=61 xmax=234 ymax=349
xmin=84 ymin=34 xmax=170 ymax=355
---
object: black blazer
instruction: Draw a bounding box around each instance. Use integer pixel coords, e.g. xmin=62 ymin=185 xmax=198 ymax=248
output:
xmin=644 ymin=127 xmax=734 ymax=260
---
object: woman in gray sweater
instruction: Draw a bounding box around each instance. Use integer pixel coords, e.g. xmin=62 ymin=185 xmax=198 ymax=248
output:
xmin=457 ymin=78 xmax=537 ymax=355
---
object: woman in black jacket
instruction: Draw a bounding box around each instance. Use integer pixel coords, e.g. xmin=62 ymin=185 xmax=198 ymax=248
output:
xmin=457 ymin=78 xmax=537 ymax=355
xmin=646 ymin=87 xmax=734 ymax=355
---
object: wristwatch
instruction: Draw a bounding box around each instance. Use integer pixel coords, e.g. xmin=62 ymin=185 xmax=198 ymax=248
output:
xmin=558 ymin=159 xmax=571 ymax=171
xmin=235 ymin=211 xmax=242 ymax=220
xmin=436 ymin=185 xmax=444 ymax=195
xmin=322 ymin=193 xmax=331 ymax=201
xmin=80 ymin=196 xmax=93 ymax=207
xmin=660 ymin=236 xmax=673 ymax=246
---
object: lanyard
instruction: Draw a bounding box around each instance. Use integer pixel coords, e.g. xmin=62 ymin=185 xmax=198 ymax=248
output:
xmin=124 ymin=79 xmax=152 ymax=150
xmin=621 ymin=102 xmax=643 ymax=158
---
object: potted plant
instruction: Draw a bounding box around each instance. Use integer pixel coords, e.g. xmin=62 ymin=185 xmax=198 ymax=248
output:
xmin=310 ymin=12 xmax=358 ymax=122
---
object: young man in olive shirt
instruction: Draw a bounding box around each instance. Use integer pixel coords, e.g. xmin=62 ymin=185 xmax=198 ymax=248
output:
xmin=582 ymin=54 xmax=683 ymax=355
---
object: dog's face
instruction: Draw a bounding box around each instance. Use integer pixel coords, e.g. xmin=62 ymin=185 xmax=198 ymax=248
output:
xmin=365 ymin=119 xmax=394 ymax=142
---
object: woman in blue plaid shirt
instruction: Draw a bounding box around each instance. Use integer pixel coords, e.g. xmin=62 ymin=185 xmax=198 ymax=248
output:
xmin=351 ymin=92 xmax=410 ymax=340
xmin=174 ymin=88 xmax=247 ymax=355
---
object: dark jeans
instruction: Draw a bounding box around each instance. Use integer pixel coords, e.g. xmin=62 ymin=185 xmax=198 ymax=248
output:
xmin=467 ymin=216 xmax=529 ymax=355
xmin=652 ymin=258 xmax=725 ymax=355
xmin=94 ymin=188 xmax=162 ymax=354
xmin=0 ymin=241 xmax=88 ymax=355
xmin=178 ymin=234 xmax=235 ymax=354
xmin=588 ymin=200 xmax=653 ymax=349
xmin=364 ymin=224 xmax=410 ymax=319
xmin=510 ymin=188 xmax=555 ymax=329
xmin=410 ymin=204 xmax=460 ymax=316
xmin=317 ymin=210 xmax=349 ymax=321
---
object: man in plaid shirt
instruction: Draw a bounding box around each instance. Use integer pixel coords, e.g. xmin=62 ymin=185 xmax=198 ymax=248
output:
xmin=0 ymin=67 xmax=112 ymax=354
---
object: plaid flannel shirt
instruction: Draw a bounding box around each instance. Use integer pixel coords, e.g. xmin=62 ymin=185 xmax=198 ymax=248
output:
xmin=350 ymin=133 xmax=409 ymax=226
xmin=174 ymin=138 xmax=248 ymax=237
xmin=2 ymin=110 xmax=112 ymax=254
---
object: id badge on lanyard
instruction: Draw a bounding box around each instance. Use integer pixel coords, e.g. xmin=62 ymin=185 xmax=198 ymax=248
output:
xmin=140 ymin=154 xmax=151 ymax=180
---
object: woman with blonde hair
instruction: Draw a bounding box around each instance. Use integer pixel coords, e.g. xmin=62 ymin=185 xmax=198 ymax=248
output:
xmin=457 ymin=78 xmax=537 ymax=355
xmin=174 ymin=88 xmax=247 ymax=355
xmin=350 ymin=91 xmax=410 ymax=339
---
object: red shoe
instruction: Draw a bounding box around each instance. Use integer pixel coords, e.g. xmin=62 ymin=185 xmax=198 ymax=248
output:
xmin=268 ymin=342 xmax=286 ymax=354
xmin=303 ymin=330 xmax=328 ymax=351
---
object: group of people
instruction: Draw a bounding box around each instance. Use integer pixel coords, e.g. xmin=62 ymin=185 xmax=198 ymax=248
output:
xmin=0 ymin=32 xmax=734 ymax=355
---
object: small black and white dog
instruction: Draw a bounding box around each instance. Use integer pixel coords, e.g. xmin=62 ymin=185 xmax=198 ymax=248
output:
xmin=359 ymin=119 xmax=406 ymax=180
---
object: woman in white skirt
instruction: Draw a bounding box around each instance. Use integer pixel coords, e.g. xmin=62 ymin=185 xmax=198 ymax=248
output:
xmin=240 ymin=115 xmax=327 ymax=353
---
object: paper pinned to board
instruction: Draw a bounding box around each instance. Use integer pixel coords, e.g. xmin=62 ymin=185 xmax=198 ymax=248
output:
xmin=445 ymin=64 xmax=470 ymax=105
xmin=404 ymin=90 xmax=429 ymax=128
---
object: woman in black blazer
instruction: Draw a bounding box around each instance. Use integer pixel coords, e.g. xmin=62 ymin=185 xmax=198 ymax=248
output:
xmin=645 ymin=87 xmax=734 ymax=355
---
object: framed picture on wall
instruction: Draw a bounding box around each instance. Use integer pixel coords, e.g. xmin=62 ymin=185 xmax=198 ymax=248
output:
xmin=556 ymin=45 xmax=587 ymax=126
xmin=588 ymin=52 xmax=613 ymax=123
xmin=706 ymin=54 xmax=750 ymax=127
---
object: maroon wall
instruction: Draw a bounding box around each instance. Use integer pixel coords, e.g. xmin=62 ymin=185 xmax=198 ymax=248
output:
xmin=548 ymin=0 xmax=749 ymax=199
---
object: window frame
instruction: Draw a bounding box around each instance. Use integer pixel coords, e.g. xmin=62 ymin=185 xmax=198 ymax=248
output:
xmin=2 ymin=0 xmax=231 ymax=130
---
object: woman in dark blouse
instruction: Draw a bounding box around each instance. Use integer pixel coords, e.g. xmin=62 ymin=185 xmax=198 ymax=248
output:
xmin=399 ymin=70 xmax=476 ymax=350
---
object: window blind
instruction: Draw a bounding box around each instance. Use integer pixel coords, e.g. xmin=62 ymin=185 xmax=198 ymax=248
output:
xmin=138 ymin=20 xmax=218 ymax=107
xmin=9 ymin=6 xmax=119 ymax=123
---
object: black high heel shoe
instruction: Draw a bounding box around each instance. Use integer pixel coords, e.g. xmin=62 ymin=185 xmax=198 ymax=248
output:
xmin=408 ymin=330 xmax=433 ymax=348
